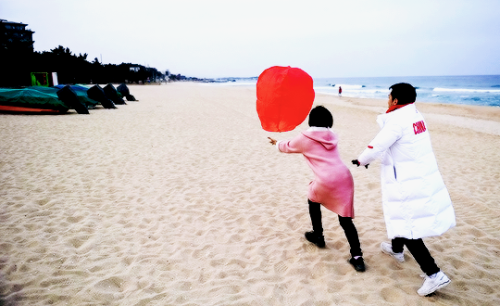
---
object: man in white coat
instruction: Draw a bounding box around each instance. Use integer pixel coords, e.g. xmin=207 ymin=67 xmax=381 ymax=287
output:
xmin=352 ymin=83 xmax=456 ymax=296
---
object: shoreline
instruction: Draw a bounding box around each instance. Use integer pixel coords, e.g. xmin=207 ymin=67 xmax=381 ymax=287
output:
xmin=317 ymin=93 xmax=500 ymax=136
xmin=203 ymin=81 xmax=500 ymax=135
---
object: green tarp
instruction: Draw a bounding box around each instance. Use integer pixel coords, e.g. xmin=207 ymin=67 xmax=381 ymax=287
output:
xmin=0 ymin=87 xmax=69 ymax=112
xmin=36 ymin=86 xmax=99 ymax=108
xmin=0 ymin=86 xmax=100 ymax=111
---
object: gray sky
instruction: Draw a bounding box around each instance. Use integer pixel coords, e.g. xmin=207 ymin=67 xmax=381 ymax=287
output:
xmin=3 ymin=0 xmax=500 ymax=78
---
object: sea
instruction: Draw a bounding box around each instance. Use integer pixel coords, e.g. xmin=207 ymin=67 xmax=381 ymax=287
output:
xmin=221 ymin=75 xmax=500 ymax=107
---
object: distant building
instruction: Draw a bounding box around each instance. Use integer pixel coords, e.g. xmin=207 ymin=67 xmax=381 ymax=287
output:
xmin=0 ymin=19 xmax=35 ymax=51
xmin=129 ymin=65 xmax=141 ymax=72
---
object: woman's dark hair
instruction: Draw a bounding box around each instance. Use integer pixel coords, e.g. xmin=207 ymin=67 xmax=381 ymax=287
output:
xmin=308 ymin=105 xmax=333 ymax=128
xmin=389 ymin=83 xmax=417 ymax=105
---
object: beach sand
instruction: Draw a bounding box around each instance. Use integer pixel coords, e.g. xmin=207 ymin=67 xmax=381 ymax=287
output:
xmin=1 ymin=82 xmax=500 ymax=305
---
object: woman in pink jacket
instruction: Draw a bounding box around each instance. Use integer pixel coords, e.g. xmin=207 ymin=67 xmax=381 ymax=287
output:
xmin=269 ymin=106 xmax=365 ymax=272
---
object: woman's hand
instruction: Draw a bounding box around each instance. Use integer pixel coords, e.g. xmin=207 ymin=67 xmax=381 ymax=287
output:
xmin=268 ymin=137 xmax=277 ymax=145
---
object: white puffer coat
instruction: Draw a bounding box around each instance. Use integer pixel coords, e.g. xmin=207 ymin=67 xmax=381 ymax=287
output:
xmin=358 ymin=103 xmax=455 ymax=239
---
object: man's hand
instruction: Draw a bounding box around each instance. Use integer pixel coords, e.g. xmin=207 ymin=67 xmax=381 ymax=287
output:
xmin=352 ymin=159 xmax=369 ymax=169
xmin=268 ymin=137 xmax=277 ymax=145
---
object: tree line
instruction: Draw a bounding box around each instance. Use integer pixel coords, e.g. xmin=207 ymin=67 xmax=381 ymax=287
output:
xmin=0 ymin=43 xmax=177 ymax=87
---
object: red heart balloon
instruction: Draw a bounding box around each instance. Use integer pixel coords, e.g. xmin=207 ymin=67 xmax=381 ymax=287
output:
xmin=256 ymin=66 xmax=315 ymax=132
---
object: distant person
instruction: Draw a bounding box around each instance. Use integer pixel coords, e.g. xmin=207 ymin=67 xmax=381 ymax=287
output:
xmin=268 ymin=106 xmax=365 ymax=272
xmin=352 ymin=83 xmax=455 ymax=296
xmin=339 ymin=86 xmax=342 ymax=97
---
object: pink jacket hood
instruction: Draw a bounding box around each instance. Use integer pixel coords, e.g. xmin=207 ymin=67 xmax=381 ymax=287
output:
xmin=301 ymin=127 xmax=338 ymax=150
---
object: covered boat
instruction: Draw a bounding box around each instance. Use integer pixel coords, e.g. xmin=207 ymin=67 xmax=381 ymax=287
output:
xmin=87 ymin=85 xmax=116 ymax=109
xmin=56 ymin=85 xmax=89 ymax=114
xmin=117 ymin=83 xmax=138 ymax=101
xmin=103 ymin=84 xmax=126 ymax=105
xmin=52 ymin=84 xmax=99 ymax=109
xmin=0 ymin=87 xmax=69 ymax=114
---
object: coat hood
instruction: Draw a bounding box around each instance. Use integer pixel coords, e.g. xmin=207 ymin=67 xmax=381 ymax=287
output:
xmin=302 ymin=127 xmax=338 ymax=150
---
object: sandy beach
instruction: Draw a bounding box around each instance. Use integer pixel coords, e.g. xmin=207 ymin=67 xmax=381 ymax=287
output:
xmin=1 ymin=82 xmax=500 ymax=306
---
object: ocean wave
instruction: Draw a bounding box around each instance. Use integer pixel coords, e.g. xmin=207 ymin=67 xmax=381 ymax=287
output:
xmin=317 ymin=84 xmax=365 ymax=89
xmin=464 ymin=97 xmax=481 ymax=101
xmin=315 ymin=88 xmax=388 ymax=94
xmin=433 ymin=88 xmax=500 ymax=93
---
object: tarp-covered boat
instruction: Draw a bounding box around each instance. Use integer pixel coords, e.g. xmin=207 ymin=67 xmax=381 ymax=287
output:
xmin=0 ymin=87 xmax=69 ymax=114
xmin=87 ymin=85 xmax=116 ymax=109
xmin=56 ymin=85 xmax=89 ymax=114
xmin=104 ymin=84 xmax=126 ymax=105
xmin=52 ymin=85 xmax=99 ymax=109
xmin=117 ymin=83 xmax=138 ymax=101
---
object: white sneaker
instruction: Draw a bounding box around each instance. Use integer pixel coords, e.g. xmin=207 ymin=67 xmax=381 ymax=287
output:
xmin=417 ymin=271 xmax=451 ymax=296
xmin=380 ymin=242 xmax=405 ymax=263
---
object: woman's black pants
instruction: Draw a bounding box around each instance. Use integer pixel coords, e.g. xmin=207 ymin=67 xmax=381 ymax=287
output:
xmin=308 ymin=200 xmax=362 ymax=257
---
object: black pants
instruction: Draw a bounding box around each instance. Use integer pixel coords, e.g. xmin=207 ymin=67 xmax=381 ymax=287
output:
xmin=308 ymin=200 xmax=362 ymax=257
xmin=391 ymin=237 xmax=440 ymax=276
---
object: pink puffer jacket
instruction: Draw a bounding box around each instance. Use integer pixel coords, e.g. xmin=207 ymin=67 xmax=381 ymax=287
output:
xmin=278 ymin=127 xmax=355 ymax=217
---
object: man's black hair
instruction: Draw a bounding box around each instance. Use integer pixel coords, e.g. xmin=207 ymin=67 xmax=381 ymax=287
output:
xmin=308 ymin=105 xmax=333 ymax=128
xmin=389 ymin=83 xmax=417 ymax=105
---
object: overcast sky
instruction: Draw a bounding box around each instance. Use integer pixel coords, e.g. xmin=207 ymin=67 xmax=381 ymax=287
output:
xmin=3 ymin=0 xmax=500 ymax=78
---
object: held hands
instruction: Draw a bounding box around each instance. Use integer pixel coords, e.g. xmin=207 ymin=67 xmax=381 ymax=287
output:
xmin=352 ymin=159 xmax=369 ymax=169
xmin=268 ymin=137 xmax=277 ymax=145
